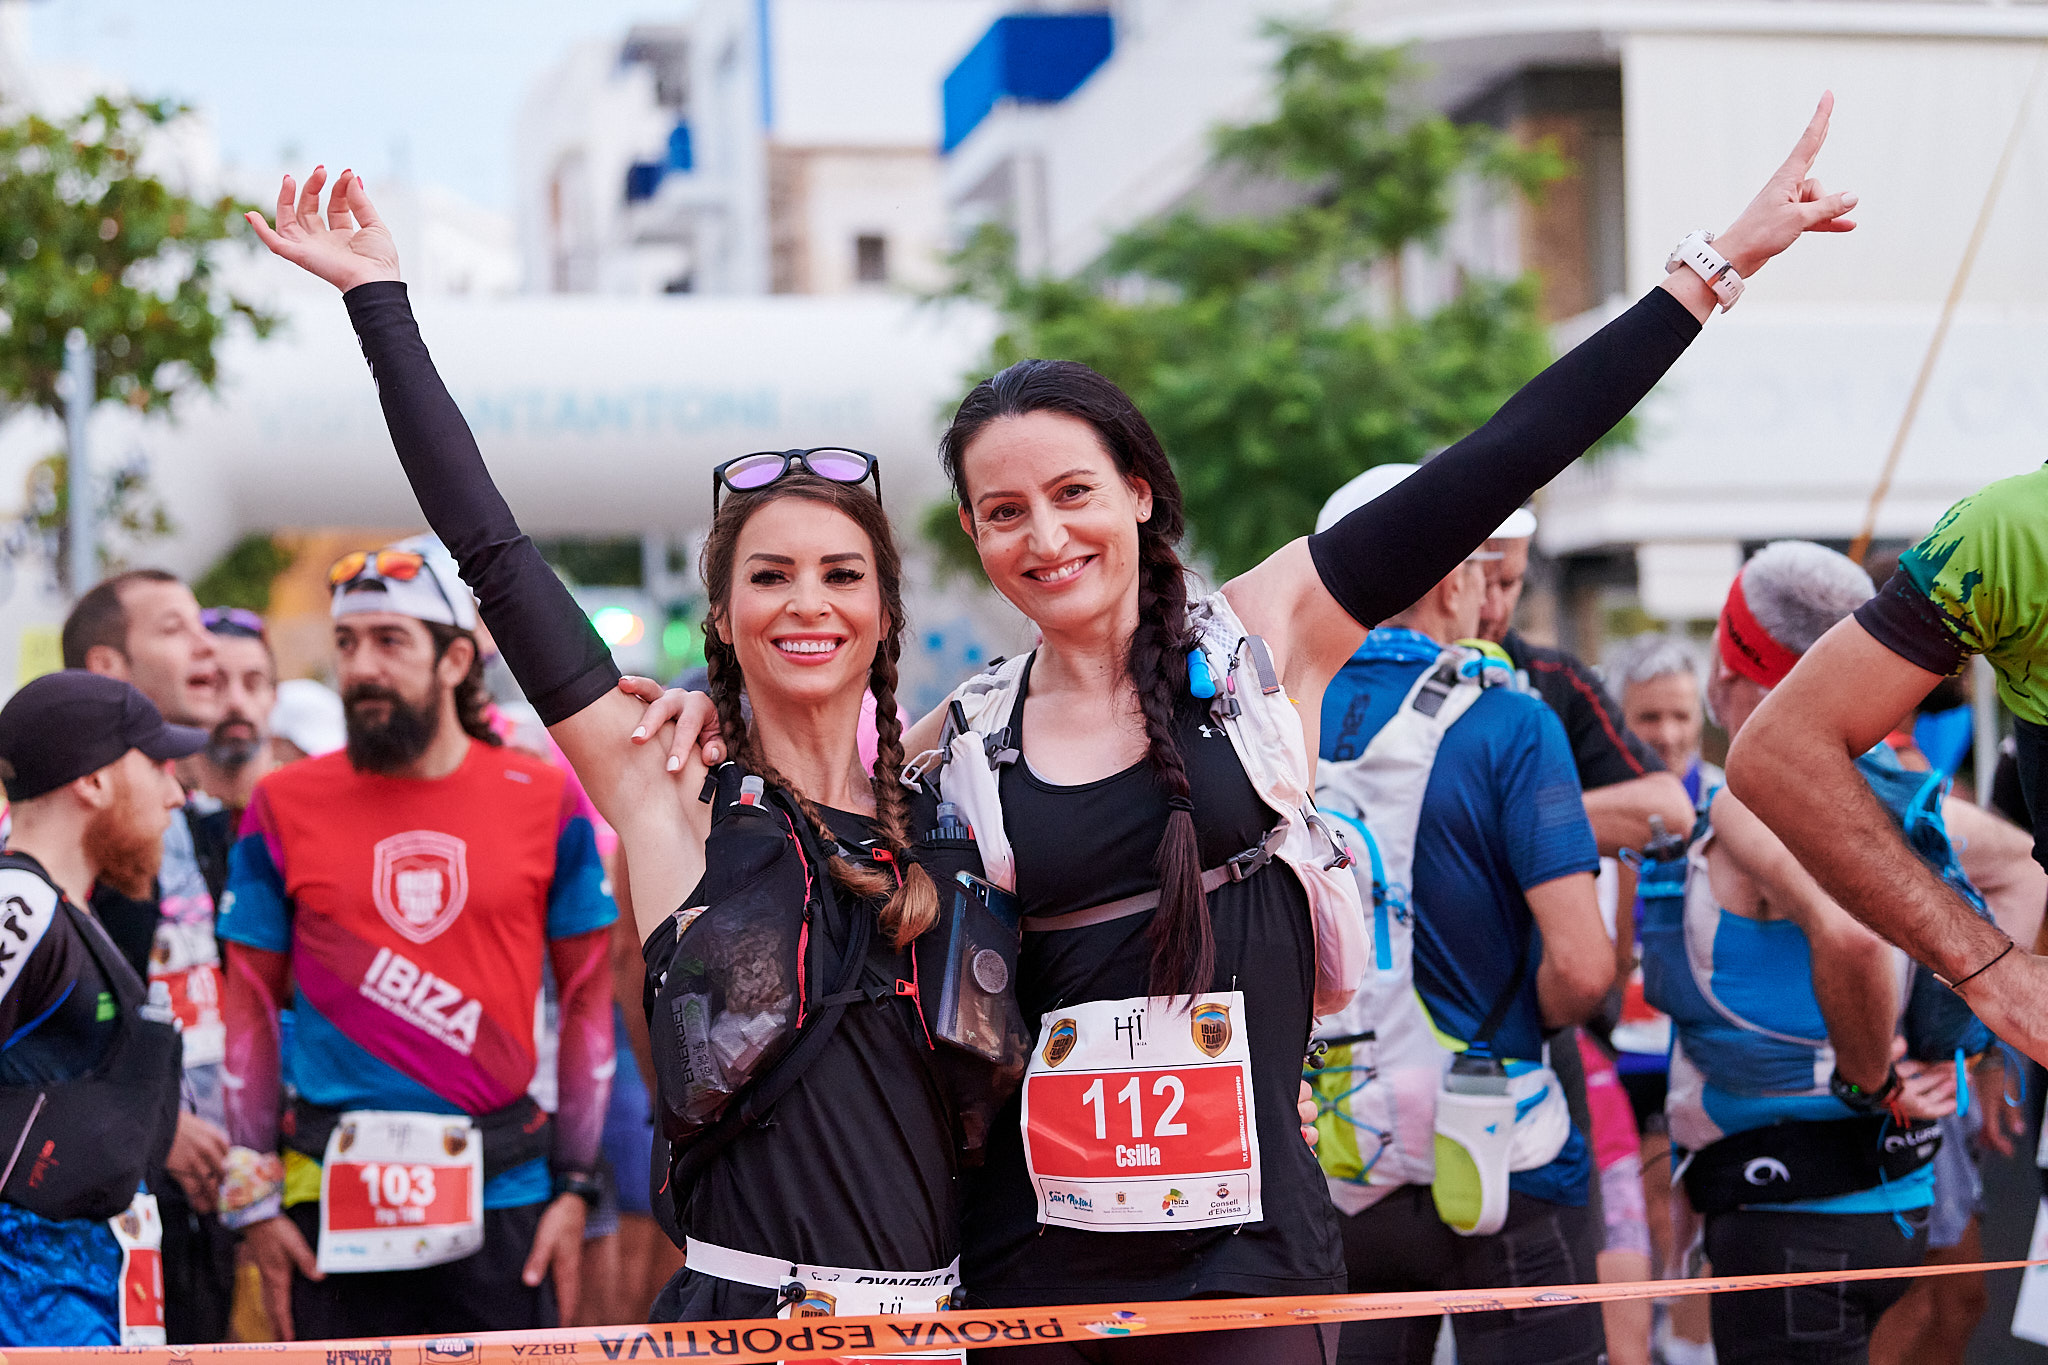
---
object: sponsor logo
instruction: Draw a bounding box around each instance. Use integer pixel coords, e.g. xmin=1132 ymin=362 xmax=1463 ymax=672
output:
xmin=1084 ymin=1311 xmax=1146 ymax=1337
xmin=1217 ymin=1185 xmax=1230 ymax=1199
xmin=360 ymin=946 xmax=483 ymax=1054
xmin=1191 ymin=1002 xmax=1231 ymax=1057
xmin=419 ymin=1342 xmax=478 ymax=1365
xmin=338 ymin=1121 xmax=356 ymax=1155
xmin=1444 ymin=1297 xmax=1506 ymax=1315
xmin=1042 ymin=1018 xmax=1077 ymax=1068
xmin=1530 ymin=1293 xmax=1580 ymax=1304
xmin=508 ymin=1346 xmax=575 ymax=1357
xmin=1161 ymin=1187 xmax=1188 ymax=1215
xmin=443 ymin=1125 xmax=470 ymax=1158
xmin=1743 ymin=1157 xmax=1791 ymax=1187
xmin=327 ymin=1352 xmax=393 ymax=1365
xmin=791 ymin=1290 xmax=835 ymax=1318
xmin=1115 ymin=1191 xmax=1127 ymax=1205
xmin=1047 ymin=1188 xmax=1094 ymax=1212
xmin=371 ymin=831 xmax=470 ymax=945
xmin=1115 ymin=1143 xmax=1162 ymax=1168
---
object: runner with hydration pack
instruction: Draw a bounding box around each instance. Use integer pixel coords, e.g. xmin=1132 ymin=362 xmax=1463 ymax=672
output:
xmin=248 ymin=169 xmax=1021 ymax=1341
xmin=1639 ymin=542 xmax=1999 ymax=1365
xmin=1309 ymin=467 xmax=1612 ymax=1365
xmin=629 ymin=99 xmax=1860 ymax=1363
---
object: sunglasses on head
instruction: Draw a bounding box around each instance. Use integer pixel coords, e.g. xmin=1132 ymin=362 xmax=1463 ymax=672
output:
xmin=201 ymin=606 xmax=267 ymax=640
xmin=328 ymin=549 xmax=428 ymax=587
xmin=712 ymin=448 xmax=881 ymax=511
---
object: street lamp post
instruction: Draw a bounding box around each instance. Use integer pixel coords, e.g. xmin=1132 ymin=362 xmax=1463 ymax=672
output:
xmin=62 ymin=328 xmax=94 ymax=599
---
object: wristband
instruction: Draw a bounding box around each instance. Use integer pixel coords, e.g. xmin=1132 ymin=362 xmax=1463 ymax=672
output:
xmin=1936 ymin=939 xmax=2014 ymax=992
xmin=1828 ymin=1066 xmax=1902 ymax=1117
xmin=217 ymin=1146 xmax=285 ymax=1230
xmin=552 ymin=1169 xmax=603 ymax=1207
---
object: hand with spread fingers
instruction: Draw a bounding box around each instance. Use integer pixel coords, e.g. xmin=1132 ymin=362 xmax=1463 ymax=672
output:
xmin=245 ymin=166 xmax=401 ymax=293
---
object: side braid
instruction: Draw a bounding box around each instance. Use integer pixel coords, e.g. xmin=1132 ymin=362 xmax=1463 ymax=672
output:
xmin=866 ymin=625 xmax=940 ymax=947
xmin=1129 ymin=534 xmax=1211 ymax=1000
xmin=703 ymin=617 xmax=891 ymax=904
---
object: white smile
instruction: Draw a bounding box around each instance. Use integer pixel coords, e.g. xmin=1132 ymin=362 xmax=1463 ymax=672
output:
xmin=774 ymin=638 xmax=843 ymax=656
xmin=1026 ymin=557 xmax=1092 ymax=585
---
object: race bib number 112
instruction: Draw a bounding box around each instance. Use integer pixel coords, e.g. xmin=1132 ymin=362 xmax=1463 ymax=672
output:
xmin=1020 ymin=992 xmax=1261 ymax=1231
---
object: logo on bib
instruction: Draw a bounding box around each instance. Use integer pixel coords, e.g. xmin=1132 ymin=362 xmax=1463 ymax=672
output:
xmin=443 ymin=1126 xmax=470 ymax=1158
xmin=371 ymin=832 xmax=471 ymax=945
xmin=1043 ymin=1018 xmax=1078 ymax=1068
xmin=792 ymin=1290 xmax=835 ymax=1317
xmin=1191 ymin=1002 xmax=1231 ymax=1057
xmin=338 ymin=1121 xmax=357 ymax=1154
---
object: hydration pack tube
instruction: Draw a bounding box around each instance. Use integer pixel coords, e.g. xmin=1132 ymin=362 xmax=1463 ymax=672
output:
xmin=1680 ymin=1114 xmax=1941 ymax=1217
xmin=0 ymin=872 xmax=181 ymax=1223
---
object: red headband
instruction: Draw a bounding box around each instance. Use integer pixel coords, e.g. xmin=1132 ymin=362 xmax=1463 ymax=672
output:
xmin=1717 ymin=571 xmax=1802 ymax=689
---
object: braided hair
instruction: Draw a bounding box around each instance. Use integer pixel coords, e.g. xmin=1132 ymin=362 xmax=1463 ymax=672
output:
xmin=698 ymin=474 xmax=939 ymax=948
xmin=940 ymin=360 xmax=1212 ymax=1000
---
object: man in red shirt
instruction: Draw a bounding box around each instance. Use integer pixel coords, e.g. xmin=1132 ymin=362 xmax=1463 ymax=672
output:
xmin=217 ymin=537 xmax=616 ymax=1339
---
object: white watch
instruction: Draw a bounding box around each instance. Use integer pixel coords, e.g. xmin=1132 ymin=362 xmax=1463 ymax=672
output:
xmin=1664 ymin=229 xmax=1744 ymax=312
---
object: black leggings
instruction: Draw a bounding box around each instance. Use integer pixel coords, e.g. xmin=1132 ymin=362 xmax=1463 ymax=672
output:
xmin=972 ymin=1322 xmax=1338 ymax=1364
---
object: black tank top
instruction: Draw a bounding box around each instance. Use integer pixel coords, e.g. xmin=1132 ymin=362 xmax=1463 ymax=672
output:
xmin=959 ymin=658 xmax=1346 ymax=1306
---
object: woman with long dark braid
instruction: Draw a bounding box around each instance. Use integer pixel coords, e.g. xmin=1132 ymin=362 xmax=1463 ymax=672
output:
xmin=246 ymin=168 xmax=997 ymax=1332
xmin=637 ymin=99 xmax=1859 ymax=1361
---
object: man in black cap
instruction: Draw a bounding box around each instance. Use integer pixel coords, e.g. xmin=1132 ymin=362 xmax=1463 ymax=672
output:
xmin=0 ymin=671 xmax=200 ymax=1345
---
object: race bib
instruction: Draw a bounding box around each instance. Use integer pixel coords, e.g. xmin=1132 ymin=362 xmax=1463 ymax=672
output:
xmin=316 ymin=1110 xmax=484 ymax=1273
xmin=1021 ymin=992 xmax=1261 ymax=1231
xmin=779 ymin=1272 xmax=962 ymax=1365
xmin=110 ymin=1192 xmax=165 ymax=1347
xmin=149 ymin=920 xmax=225 ymax=1068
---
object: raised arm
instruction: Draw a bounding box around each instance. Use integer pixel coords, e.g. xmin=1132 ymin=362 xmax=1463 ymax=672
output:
xmin=1229 ymin=94 xmax=1859 ymax=693
xmin=250 ymin=169 xmax=710 ymax=928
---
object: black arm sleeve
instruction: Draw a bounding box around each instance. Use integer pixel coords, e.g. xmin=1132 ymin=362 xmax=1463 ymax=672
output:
xmin=1308 ymin=286 xmax=1702 ymax=627
xmin=1854 ymin=570 xmax=1972 ymax=680
xmin=343 ymin=281 xmax=620 ymax=725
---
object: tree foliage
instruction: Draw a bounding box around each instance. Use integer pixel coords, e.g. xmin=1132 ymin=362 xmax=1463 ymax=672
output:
xmin=0 ymin=95 xmax=276 ymax=417
xmin=937 ymin=27 xmax=1577 ymax=578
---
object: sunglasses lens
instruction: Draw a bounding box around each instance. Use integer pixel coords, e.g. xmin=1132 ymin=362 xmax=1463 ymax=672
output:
xmin=328 ymin=552 xmax=367 ymax=586
xmin=808 ymin=449 xmax=871 ymax=483
xmin=374 ymin=552 xmax=426 ymax=581
xmin=724 ymin=453 xmax=788 ymax=490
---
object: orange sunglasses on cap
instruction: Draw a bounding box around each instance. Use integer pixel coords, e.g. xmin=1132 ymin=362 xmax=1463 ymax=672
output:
xmin=328 ymin=549 xmax=428 ymax=587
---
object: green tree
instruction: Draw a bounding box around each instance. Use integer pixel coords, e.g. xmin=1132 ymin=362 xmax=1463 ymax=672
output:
xmin=937 ymin=27 xmax=1580 ymax=578
xmin=0 ymin=95 xmax=277 ymax=570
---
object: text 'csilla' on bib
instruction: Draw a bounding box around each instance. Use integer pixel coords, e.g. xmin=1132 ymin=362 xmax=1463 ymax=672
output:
xmin=1021 ymin=992 xmax=1261 ymax=1232
xmin=317 ymin=1109 xmax=484 ymax=1273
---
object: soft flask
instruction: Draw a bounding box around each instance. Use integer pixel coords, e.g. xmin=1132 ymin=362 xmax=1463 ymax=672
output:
xmin=1431 ymin=1053 xmax=1517 ymax=1237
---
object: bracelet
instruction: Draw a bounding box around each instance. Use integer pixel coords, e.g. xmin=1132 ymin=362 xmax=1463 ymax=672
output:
xmin=552 ymin=1169 xmax=603 ymax=1207
xmin=1945 ymin=939 xmax=2016 ymax=992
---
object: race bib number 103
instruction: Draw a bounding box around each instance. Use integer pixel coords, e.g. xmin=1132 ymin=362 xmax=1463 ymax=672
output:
xmin=1020 ymin=992 xmax=1261 ymax=1231
xmin=318 ymin=1110 xmax=484 ymax=1273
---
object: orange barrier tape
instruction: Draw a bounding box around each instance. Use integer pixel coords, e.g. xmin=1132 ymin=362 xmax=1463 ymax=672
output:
xmin=3 ymin=1259 xmax=2041 ymax=1364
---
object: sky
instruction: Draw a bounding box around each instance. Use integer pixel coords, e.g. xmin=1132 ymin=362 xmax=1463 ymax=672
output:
xmin=27 ymin=0 xmax=686 ymax=212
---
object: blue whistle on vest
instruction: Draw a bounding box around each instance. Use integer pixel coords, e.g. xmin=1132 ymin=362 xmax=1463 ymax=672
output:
xmin=1188 ymin=649 xmax=1217 ymax=699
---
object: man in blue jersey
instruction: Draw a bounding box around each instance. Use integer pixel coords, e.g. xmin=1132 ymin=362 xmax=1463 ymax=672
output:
xmin=1314 ymin=467 xmax=1615 ymax=1365
xmin=1642 ymin=542 xmax=1978 ymax=1365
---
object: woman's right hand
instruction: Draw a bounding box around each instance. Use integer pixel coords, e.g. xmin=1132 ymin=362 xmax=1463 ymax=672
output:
xmin=245 ymin=166 xmax=401 ymax=293
xmin=621 ymin=677 xmax=728 ymax=770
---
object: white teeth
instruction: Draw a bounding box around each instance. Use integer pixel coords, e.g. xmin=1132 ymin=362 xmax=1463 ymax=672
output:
xmin=776 ymin=639 xmax=838 ymax=655
xmin=1032 ymin=559 xmax=1087 ymax=584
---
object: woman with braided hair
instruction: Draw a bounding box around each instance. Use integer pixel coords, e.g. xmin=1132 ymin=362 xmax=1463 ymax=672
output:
xmin=623 ymin=96 xmax=1862 ymax=1364
xmin=246 ymin=168 xmax=996 ymax=1329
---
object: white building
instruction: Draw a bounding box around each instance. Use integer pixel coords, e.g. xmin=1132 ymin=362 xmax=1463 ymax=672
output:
xmin=940 ymin=0 xmax=2048 ymax=646
xmin=517 ymin=0 xmax=1001 ymax=297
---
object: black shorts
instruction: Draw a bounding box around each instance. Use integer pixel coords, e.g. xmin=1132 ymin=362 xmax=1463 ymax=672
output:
xmin=285 ymin=1201 xmax=558 ymax=1338
xmin=1703 ymin=1206 xmax=1928 ymax=1365
xmin=1334 ymin=1184 xmax=1605 ymax=1365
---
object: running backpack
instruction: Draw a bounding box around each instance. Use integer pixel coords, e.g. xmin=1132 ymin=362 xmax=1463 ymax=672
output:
xmin=905 ymin=589 xmax=1368 ymax=1017
xmin=1307 ymin=643 xmax=1571 ymax=1215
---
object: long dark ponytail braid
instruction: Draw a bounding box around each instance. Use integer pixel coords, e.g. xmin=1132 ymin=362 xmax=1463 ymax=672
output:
xmin=700 ymin=475 xmax=940 ymax=949
xmin=940 ymin=359 xmax=1213 ymax=999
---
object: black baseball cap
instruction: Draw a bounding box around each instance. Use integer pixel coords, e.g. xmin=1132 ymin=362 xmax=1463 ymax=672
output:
xmin=0 ymin=670 xmax=207 ymax=801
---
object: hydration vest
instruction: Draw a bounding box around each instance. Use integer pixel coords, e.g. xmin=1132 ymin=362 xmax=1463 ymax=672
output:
xmin=905 ymin=589 xmax=1368 ymax=1017
xmin=0 ymin=856 xmax=182 ymax=1222
xmin=1639 ymin=748 xmax=1991 ymax=1214
xmin=1307 ymin=642 xmax=1571 ymax=1215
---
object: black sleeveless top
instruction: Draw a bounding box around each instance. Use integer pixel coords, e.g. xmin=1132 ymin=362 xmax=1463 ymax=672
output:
xmin=958 ymin=660 xmax=1346 ymax=1306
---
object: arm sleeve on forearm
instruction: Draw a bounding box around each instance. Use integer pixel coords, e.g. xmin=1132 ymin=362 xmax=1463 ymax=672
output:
xmin=547 ymin=928 xmax=615 ymax=1174
xmin=1308 ymin=286 xmax=1702 ymax=627
xmin=343 ymin=280 xmax=620 ymax=725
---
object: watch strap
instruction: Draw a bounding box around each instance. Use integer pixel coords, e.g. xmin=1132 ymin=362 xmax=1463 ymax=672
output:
xmin=1665 ymin=229 xmax=1744 ymax=311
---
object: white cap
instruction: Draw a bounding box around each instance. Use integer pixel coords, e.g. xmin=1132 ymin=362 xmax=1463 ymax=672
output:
xmin=329 ymin=533 xmax=478 ymax=631
xmin=1315 ymin=462 xmax=1537 ymax=540
xmin=270 ymin=679 xmax=346 ymax=758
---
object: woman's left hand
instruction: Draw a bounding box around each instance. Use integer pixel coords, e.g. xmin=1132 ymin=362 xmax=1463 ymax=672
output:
xmin=1711 ymin=92 xmax=1859 ymax=277
xmin=245 ymin=166 xmax=401 ymax=293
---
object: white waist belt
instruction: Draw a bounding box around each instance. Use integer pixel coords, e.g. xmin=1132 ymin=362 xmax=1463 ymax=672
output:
xmin=684 ymin=1237 xmax=960 ymax=1292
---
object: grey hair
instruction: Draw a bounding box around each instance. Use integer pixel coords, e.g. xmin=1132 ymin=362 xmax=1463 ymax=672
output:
xmin=1606 ymin=632 xmax=1701 ymax=692
xmin=1740 ymin=541 xmax=1874 ymax=655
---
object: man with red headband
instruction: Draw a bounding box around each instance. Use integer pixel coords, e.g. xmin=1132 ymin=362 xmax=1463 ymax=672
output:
xmin=1730 ymin=470 xmax=2048 ymax=1063
xmin=1642 ymin=540 xmax=1994 ymax=1365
